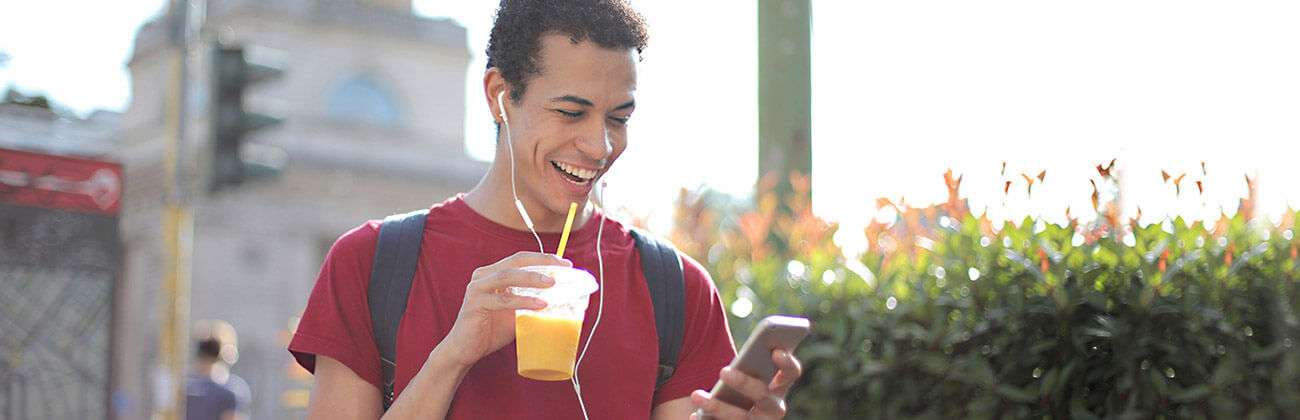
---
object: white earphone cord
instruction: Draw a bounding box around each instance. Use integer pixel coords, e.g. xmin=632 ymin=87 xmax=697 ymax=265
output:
xmin=498 ymin=90 xmax=546 ymax=254
xmin=571 ymin=181 xmax=606 ymax=420
xmin=499 ymin=90 xmax=604 ymax=419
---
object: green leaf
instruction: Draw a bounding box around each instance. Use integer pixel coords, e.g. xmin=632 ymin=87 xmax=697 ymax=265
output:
xmin=1054 ymin=360 xmax=1078 ymax=403
xmin=1070 ymin=393 xmax=1101 ymax=420
xmin=1169 ymin=384 xmax=1212 ymax=403
xmin=1149 ymin=368 xmax=1168 ymax=396
xmin=1211 ymin=359 xmax=1238 ymax=387
xmin=917 ymin=353 xmax=949 ymax=376
xmin=1249 ymin=343 xmax=1285 ymax=362
xmin=964 ymin=357 xmax=997 ymax=386
xmin=1040 ymin=367 xmax=1060 ymax=400
xmin=802 ymin=342 xmax=839 ymax=361
xmin=996 ymin=384 xmax=1038 ymax=403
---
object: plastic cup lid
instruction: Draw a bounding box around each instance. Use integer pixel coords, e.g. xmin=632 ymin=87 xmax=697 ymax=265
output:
xmin=510 ymin=265 xmax=598 ymax=301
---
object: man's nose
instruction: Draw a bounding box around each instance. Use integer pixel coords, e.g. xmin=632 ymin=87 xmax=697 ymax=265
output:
xmin=575 ymin=119 xmax=613 ymax=161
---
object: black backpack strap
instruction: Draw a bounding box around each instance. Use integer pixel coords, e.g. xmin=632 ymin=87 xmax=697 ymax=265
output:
xmin=630 ymin=229 xmax=686 ymax=391
xmin=367 ymin=209 xmax=428 ymax=411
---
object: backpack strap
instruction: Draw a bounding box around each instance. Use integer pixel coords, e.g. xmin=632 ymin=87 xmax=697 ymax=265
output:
xmin=367 ymin=209 xmax=428 ymax=411
xmin=630 ymin=229 xmax=686 ymax=391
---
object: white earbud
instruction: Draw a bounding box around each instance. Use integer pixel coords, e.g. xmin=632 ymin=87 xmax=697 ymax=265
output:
xmin=496 ymin=90 xmax=510 ymax=125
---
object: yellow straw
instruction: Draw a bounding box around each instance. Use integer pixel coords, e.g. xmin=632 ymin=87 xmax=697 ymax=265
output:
xmin=555 ymin=202 xmax=578 ymax=258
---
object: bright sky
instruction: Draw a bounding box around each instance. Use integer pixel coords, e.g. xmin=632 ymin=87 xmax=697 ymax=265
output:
xmin=3 ymin=1 xmax=1298 ymax=254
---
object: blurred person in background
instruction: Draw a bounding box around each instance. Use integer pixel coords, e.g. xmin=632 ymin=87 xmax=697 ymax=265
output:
xmin=188 ymin=320 xmax=251 ymax=420
xmin=288 ymin=0 xmax=802 ymax=419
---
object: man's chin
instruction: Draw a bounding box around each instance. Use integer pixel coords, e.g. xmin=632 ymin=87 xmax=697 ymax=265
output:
xmin=547 ymin=196 xmax=588 ymax=216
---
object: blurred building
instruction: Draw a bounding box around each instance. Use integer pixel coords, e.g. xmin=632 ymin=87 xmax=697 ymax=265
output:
xmin=112 ymin=0 xmax=484 ymax=418
xmin=1 ymin=101 xmax=123 ymax=420
xmin=0 ymin=100 xmax=120 ymax=157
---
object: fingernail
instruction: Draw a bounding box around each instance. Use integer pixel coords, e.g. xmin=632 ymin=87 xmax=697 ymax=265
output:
xmin=776 ymin=350 xmax=788 ymax=358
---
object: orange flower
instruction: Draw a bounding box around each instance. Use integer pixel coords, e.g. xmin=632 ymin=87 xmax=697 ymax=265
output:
xmin=789 ymin=171 xmax=811 ymax=196
xmin=1090 ymin=180 xmax=1100 ymax=211
xmin=1096 ymin=158 xmax=1116 ymax=178
xmin=1212 ymin=212 xmax=1230 ymax=237
xmin=942 ymin=169 xmax=968 ymax=217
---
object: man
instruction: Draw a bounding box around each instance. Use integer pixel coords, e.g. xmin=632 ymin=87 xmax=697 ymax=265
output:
xmin=288 ymin=1 xmax=802 ymax=418
xmin=186 ymin=332 xmax=250 ymax=420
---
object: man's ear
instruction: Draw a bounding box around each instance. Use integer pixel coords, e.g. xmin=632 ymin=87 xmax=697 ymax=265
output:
xmin=483 ymin=68 xmax=509 ymax=125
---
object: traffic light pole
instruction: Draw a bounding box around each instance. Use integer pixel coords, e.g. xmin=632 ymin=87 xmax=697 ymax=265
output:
xmin=157 ymin=1 xmax=202 ymax=419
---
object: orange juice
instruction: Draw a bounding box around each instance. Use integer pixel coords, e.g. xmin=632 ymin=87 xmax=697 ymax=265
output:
xmin=515 ymin=313 xmax=584 ymax=381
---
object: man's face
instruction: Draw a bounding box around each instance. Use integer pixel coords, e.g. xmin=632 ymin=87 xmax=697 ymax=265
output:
xmin=499 ymin=34 xmax=637 ymax=218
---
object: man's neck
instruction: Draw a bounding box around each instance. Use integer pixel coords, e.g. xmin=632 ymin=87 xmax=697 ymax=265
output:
xmin=194 ymin=360 xmax=215 ymax=377
xmin=464 ymin=163 xmax=594 ymax=233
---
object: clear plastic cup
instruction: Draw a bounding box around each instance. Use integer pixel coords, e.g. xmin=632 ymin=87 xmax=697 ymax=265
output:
xmin=509 ymin=265 xmax=598 ymax=381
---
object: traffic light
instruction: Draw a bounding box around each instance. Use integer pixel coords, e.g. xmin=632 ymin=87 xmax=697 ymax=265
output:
xmin=210 ymin=43 xmax=286 ymax=191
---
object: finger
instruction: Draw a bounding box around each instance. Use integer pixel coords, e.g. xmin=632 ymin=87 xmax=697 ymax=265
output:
xmin=480 ymin=291 xmax=547 ymax=311
xmin=769 ymin=350 xmax=803 ymax=395
xmin=689 ymin=390 xmax=711 ymax=419
xmin=472 ymin=269 xmax=555 ymax=294
xmin=497 ymin=251 xmax=573 ymax=269
xmin=473 ymin=253 xmax=571 ymax=279
xmin=691 ymin=390 xmax=750 ymax=420
xmin=689 ymin=391 xmax=708 ymax=419
xmin=720 ymin=366 xmax=771 ymax=407
xmin=750 ymin=394 xmax=787 ymax=419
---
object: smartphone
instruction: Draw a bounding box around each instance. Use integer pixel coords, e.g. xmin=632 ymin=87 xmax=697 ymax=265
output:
xmin=703 ymin=315 xmax=811 ymax=412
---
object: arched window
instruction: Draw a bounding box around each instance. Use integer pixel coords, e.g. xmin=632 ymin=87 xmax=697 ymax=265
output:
xmin=326 ymin=76 xmax=400 ymax=126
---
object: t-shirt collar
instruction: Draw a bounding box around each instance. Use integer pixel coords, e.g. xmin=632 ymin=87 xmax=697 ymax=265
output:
xmin=446 ymin=193 xmax=604 ymax=250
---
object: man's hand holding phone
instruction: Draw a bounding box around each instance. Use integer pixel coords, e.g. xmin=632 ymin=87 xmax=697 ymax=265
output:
xmin=689 ymin=315 xmax=810 ymax=419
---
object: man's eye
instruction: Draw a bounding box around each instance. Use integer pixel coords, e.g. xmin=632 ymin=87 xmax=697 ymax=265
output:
xmin=609 ymin=116 xmax=630 ymax=125
xmin=556 ymin=109 xmax=583 ymax=118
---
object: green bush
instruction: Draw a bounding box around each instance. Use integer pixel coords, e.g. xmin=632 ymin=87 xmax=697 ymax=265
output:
xmin=671 ymin=173 xmax=1300 ymax=419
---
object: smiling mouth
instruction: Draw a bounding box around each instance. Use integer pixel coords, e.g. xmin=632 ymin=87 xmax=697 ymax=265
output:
xmin=551 ymin=161 xmax=598 ymax=184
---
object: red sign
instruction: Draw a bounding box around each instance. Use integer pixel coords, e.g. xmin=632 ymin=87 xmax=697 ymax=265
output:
xmin=0 ymin=147 xmax=123 ymax=215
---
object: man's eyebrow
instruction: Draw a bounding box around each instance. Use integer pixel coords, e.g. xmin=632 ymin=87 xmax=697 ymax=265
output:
xmin=551 ymin=95 xmax=594 ymax=107
xmin=613 ymin=99 xmax=635 ymax=111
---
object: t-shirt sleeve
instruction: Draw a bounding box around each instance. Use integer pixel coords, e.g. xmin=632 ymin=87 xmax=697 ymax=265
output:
xmin=652 ymin=253 xmax=738 ymax=406
xmin=219 ymin=387 xmax=238 ymax=414
xmin=288 ymin=220 xmax=384 ymax=389
xmin=227 ymin=374 xmax=252 ymax=414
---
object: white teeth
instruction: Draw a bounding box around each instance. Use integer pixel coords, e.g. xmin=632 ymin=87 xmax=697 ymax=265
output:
xmin=554 ymin=161 xmax=597 ymax=181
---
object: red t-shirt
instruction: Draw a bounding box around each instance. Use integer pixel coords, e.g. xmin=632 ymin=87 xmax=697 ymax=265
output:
xmin=289 ymin=195 xmax=737 ymax=418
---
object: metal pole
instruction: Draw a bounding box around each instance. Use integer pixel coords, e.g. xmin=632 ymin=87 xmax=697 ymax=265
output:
xmin=157 ymin=0 xmax=200 ymax=418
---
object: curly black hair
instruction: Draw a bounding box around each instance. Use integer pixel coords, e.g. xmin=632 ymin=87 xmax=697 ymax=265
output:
xmin=486 ymin=0 xmax=649 ymax=102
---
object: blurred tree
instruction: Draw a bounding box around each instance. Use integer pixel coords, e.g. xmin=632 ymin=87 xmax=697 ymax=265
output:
xmin=674 ymin=166 xmax=1300 ymax=419
xmin=758 ymin=0 xmax=811 ymax=211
